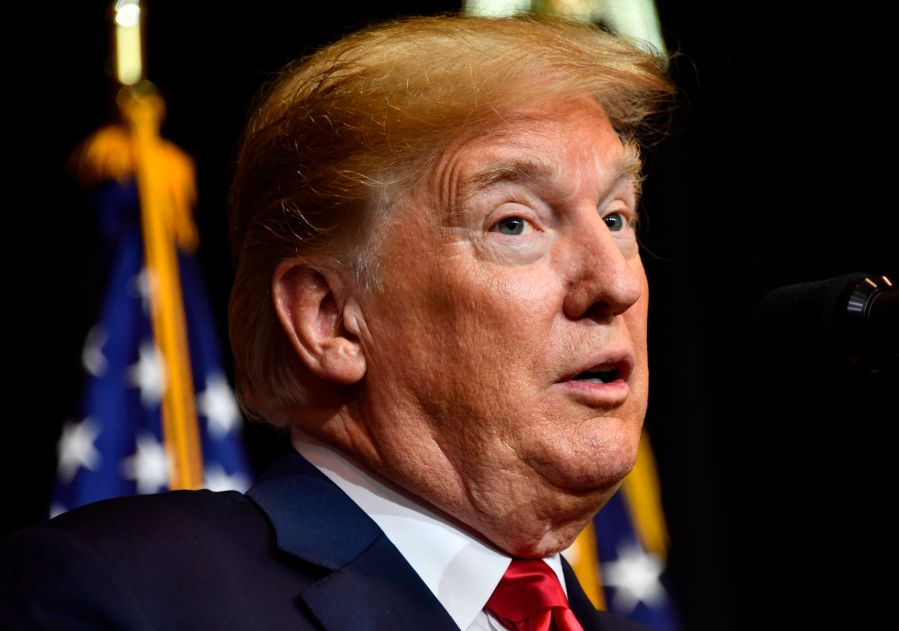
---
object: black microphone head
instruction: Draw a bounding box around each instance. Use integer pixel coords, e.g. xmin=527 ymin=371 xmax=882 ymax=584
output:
xmin=754 ymin=273 xmax=897 ymax=373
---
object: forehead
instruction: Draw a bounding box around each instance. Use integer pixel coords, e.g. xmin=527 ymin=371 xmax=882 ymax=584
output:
xmin=429 ymin=96 xmax=639 ymax=213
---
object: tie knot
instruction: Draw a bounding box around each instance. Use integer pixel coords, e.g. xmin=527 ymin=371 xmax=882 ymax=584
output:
xmin=485 ymin=559 xmax=583 ymax=631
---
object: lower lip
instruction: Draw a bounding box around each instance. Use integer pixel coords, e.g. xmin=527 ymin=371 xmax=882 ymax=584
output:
xmin=558 ymin=378 xmax=630 ymax=405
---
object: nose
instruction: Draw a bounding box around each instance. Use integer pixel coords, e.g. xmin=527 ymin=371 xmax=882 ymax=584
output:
xmin=561 ymin=217 xmax=644 ymax=322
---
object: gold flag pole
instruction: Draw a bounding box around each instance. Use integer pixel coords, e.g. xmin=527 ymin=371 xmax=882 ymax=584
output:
xmin=74 ymin=0 xmax=205 ymax=489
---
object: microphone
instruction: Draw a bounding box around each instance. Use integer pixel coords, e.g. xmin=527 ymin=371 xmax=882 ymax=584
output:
xmin=754 ymin=273 xmax=898 ymax=373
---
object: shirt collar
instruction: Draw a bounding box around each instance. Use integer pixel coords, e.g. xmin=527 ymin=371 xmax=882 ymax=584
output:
xmin=293 ymin=438 xmax=567 ymax=630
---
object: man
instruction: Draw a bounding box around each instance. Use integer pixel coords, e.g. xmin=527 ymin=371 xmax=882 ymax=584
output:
xmin=2 ymin=15 xmax=672 ymax=630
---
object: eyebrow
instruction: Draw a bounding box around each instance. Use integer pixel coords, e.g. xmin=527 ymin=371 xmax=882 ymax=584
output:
xmin=461 ymin=141 xmax=644 ymax=204
xmin=467 ymin=157 xmax=558 ymax=191
xmin=611 ymin=142 xmax=644 ymax=202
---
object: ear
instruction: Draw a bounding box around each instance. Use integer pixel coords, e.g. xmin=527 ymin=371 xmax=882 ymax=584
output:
xmin=272 ymin=261 xmax=366 ymax=385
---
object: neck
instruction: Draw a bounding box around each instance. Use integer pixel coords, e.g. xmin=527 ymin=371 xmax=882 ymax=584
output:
xmin=286 ymin=403 xmax=604 ymax=558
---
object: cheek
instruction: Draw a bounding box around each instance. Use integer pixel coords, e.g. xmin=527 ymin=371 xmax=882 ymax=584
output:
xmin=374 ymin=266 xmax=562 ymax=421
xmin=363 ymin=263 xmax=495 ymax=390
xmin=458 ymin=269 xmax=568 ymax=387
xmin=425 ymin=256 xmax=564 ymax=341
xmin=626 ymin=268 xmax=650 ymax=394
xmin=636 ymin=270 xmax=650 ymax=341
xmin=481 ymin=263 xmax=567 ymax=326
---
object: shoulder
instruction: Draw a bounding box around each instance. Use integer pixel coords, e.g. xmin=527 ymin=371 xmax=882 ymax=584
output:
xmin=0 ymin=490 xmax=316 ymax=631
xmin=43 ymin=488 xmax=256 ymax=534
xmin=5 ymin=490 xmax=270 ymax=578
xmin=39 ymin=489 xmax=264 ymax=548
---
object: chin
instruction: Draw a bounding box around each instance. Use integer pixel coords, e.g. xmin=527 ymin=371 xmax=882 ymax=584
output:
xmin=481 ymin=474 xmax=621 ymax=559
xmin=499 ymin=511 xmax=600 ymax=558
xmin=533 ymin=429 xmax=641 ymax=494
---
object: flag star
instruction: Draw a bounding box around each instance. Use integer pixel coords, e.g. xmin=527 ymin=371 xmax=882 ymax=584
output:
xmin=198 ymin=373 xmax=241 ymax=439
xmin=81 ymin=324 xmax=108 ymax=377
xmin=130 ymin=268 xmax=157 ymax=313
xmin=128 ymin=342 xmax=167 ymax=406
xmin=603 ymin=543 xmax=666 ymax=614
xmin=121 ymin=433 xmax=170 ymax=494
xmin=57 ymin=418 xmax=102 ymax=483
xmin=203 ymin=464 xmax=249 ymax=493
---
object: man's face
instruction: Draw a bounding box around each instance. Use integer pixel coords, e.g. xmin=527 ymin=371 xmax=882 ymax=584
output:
xmin=353 ymin=95 xmax=649 ymax=555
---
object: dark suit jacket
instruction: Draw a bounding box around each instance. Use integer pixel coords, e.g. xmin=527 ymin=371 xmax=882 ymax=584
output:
xmin=1 ymin=452 xmax=652 ymax=630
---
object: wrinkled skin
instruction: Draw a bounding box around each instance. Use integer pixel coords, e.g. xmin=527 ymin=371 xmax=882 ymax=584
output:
xmin=278 ymin=95 xmax=649 ymax=557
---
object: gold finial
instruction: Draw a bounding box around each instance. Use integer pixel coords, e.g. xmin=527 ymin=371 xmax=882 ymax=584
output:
xmin=114 ymin=0 xmax=144 ymax=86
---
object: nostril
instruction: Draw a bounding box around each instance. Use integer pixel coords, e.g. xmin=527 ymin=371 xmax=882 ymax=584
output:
xmin=563 ymin=266 xmax=644 ymax=321
xmin=578 ymin=300 xmax=615 ymax=323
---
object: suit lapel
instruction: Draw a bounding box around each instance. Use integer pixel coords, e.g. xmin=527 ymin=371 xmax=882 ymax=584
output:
xmin=563 ymin=557 xmax=612 ymax=631
xmin=247 ymin=453 xmax=380 ymax=570
xmin=247 ymin=453 xmax=458 ymax=631
xmin=300 ymin=535 xmax=459 ymax=631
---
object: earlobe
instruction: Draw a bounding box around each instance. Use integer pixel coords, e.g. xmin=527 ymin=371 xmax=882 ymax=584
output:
xmin=272 ymin=261 xmax=367 ymax=385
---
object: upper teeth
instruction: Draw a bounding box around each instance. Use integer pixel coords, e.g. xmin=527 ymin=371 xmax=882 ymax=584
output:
xmin=576 ymin=367 xmax=615 ymax=382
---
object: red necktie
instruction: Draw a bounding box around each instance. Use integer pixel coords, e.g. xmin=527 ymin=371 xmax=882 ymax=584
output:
xmin=485 ymin=559 xmax=584 ymax=631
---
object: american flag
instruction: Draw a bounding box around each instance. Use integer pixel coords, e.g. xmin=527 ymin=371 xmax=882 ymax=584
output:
xmin=565 ymin=434 xmax=682 ymax=630
xmin=591 ymin=488 xmax=681 ymax=630
xmin=52 ymin=179 xmax=250 ymax=516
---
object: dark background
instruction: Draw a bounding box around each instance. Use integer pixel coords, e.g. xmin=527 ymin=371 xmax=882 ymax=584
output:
xmin=5 ymin=2 xmax=896 ymax=630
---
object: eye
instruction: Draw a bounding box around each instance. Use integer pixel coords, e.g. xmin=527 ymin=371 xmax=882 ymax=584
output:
xmin=493 ymin=216 xmax=529 ymax=236
xmin=603 ymin=212 xmax=629 ymax=232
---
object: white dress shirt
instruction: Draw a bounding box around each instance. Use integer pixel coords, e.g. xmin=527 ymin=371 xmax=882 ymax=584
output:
xmin=294 ymin=438 xmax=568 ymax=631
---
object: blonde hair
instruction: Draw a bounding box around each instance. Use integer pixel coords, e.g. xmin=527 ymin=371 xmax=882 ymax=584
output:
xmin=228 ymin=14 xmax=673 ymax=423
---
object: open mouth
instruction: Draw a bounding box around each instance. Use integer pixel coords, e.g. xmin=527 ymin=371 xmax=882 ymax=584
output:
xmin=563 ymin=355 xmax=633 ymax=385
xmin=571 ymin=366 xmax=621 ymax=384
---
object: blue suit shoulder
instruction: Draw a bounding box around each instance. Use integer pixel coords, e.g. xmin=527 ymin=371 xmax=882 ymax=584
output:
xmin=1 ymin=462 xmax=658 ymax=631
xmin=30 ymin=489 xmax=262 ymax=553
xmin=0 ymin=490 xmax=322 ymax=631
